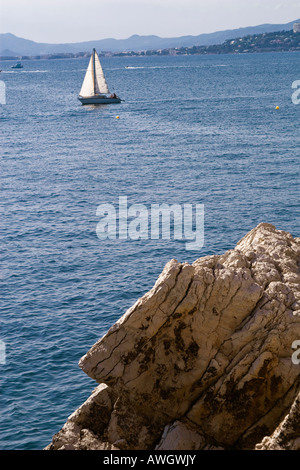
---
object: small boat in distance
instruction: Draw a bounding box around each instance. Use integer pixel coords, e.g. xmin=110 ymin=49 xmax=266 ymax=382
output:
xmin=11 ymin=62 xmax=23 ymax=69
xmin=78 ymin=49 xmax=121 ymax=105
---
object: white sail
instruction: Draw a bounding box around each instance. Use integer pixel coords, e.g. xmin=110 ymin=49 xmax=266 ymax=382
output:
xmin=79 ymin=55 xmax=95 ymax=97
xmin=79 ymin=49 xmax=110 ymax=97
xmin=94 ymin=51 xmax=110 ymax=94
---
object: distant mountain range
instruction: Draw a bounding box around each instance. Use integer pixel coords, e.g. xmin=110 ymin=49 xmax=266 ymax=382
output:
xmin=1 ymin=19 xmax=299 ymax=56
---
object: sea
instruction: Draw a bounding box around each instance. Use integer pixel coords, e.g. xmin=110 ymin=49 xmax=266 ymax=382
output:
xmin=0 ymin=52 xmax=299 ymax=450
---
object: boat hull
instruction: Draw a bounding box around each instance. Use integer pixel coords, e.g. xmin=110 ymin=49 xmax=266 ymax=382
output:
xmin=78 ymin=96 xmax=121 ymax=105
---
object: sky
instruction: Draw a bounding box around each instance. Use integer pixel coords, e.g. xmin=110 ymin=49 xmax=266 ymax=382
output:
xmin=1 ymin=0 xmax=300 ymax=43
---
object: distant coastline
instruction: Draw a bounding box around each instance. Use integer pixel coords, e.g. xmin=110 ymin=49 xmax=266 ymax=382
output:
xmin=1 ymin=28 xmax=299 ymax=61
xmin=115 ymin=29 xmax=300 ymax=57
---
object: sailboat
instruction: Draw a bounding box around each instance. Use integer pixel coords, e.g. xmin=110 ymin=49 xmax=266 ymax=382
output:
xmin=78 ymin=49 xmax=121 ymax=105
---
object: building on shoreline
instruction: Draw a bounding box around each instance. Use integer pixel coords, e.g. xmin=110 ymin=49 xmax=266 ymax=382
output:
xmin=294 ymin=23 xmax=300 ymax=33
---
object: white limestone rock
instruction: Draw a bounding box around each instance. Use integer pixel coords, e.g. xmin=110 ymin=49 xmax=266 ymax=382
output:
xmin=47 ymin=223 xmax=300 ymax=450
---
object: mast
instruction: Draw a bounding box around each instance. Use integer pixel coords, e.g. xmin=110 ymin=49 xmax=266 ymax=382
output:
xmin=92 ymin=48 xmax=96 ymax=95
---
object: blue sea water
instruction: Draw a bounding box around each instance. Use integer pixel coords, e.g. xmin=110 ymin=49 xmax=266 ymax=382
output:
xmin=0 ymin=52 xmax=299 ymax=450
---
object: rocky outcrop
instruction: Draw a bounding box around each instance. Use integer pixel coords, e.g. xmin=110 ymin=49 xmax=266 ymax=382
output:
xmin=46 ymin=223 xmax=300 ymax=450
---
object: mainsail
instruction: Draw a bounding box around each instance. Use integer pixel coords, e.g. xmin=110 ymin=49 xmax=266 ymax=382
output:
xmin=94 ymin=52 xmax=110 ymax=94
xmin=79 ymin=49 xmax=110 ymax=97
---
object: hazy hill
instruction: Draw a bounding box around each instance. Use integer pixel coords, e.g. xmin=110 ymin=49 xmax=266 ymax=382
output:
xmin=1 ymin=19 xmax=299 ymax=56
